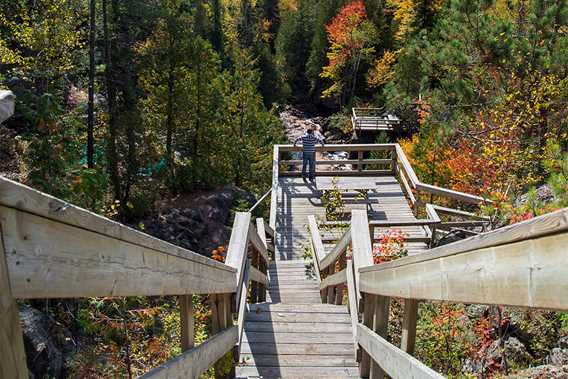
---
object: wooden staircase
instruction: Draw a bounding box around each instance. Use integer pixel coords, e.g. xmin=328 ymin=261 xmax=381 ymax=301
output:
xmin=4 ymin=143 xmax=567 ymax=379
xmin=236 ymin=260 xmax=358 ymax=378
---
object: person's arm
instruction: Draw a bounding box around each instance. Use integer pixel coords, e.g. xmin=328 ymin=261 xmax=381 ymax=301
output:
xmin=293 ymin=135 xmax=303 ymax=146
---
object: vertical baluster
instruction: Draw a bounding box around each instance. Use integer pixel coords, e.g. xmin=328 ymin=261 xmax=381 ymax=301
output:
xmin=359 ymin=293 xmax=376 ymax=377
xmin=327 ymin=266 xmax=335 ymax=304
xmin=358 ymin=151 xmax=363 ymax=172
xmin=180 ymin=294 xmax=194 ymax=351
xmin=335 ymin=284 xmax=343 ymax=305
xmin=251 ymin=249 xmax=259 ymax=303
xmin=401 ymin=299 xmax=418 ymax=356
xmin=0 ymin=225 xmax=28 ymax=379
xmin=370 ymin=295 xmax=390 ymax=378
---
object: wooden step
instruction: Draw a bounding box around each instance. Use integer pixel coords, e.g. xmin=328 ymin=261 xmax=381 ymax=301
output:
xmin=239 ymin=342 xmax=354 ymax=355
xmin=243 ymin=321 xmax=352 ymax=333
xmin=235 ymin=365 xmax=360 ymax=378
xmin=244 ymin=310 xmax=350 ymax=324
xmin=239 ymin=354 xmax=357 ymax=367
xmin=247 ymin=303 xmax=349 ymax=313
xmin=242 ymin=332 xmax=354 ymax=344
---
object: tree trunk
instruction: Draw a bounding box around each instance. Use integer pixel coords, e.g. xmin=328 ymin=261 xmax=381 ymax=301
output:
xmin=87 ymin=0 xmax=96 ymax=168
xmin=103 ymin=0 xmax=121 ymax=200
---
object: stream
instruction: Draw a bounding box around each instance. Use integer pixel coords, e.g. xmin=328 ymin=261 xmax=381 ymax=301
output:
xmin=279 ymin=105 xmax=352 ymax=170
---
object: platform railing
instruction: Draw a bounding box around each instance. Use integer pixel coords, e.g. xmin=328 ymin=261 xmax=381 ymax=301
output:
xmin=278 ymin=143 xmax=491 ymax=242
xmin=0 ymin=177 xmax=272 ymax=379
xmin=308 ymin=207 xmax=568 ymax=379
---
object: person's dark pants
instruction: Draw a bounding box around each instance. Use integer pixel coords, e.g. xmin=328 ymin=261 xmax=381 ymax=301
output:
xmin=302 ymin=152 xmax=316 ymax=181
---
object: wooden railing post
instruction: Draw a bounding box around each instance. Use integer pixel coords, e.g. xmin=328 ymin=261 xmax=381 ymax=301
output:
xmin=0 ymin=226 xmax=28 ymax=379
xmin=401 ymin=299 xmax=418 ymax=356
xmin=359 ymin=293 xmax=376 ymax=377
xmin=180 ymin=294 xmax=194 ymax=351
xmin=327 ymin=266 xmax=335 ymax=304
xmin=358 ymin=151 xmax=363 ymax=172
xmin=370 ymin=295 xmax=390 ymax=379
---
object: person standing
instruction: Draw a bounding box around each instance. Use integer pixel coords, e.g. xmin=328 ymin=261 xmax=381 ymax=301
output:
xmin=294 ymin=127 xmax=325 ymax=182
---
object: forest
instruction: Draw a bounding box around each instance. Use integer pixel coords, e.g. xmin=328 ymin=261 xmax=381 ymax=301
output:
xmin=0 ymin=0 xmax=567 ymax=377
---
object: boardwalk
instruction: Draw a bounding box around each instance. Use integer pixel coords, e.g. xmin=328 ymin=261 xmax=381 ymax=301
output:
xmin=275 ymin=176 xmax=429 ymax=261
xmin=237 ymin=175 xmax=428 ymax=377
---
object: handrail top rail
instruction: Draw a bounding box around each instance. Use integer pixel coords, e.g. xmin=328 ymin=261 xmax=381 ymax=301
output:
xmin=248 ymin=188 xmax=271 ymax=213
xmin=277 ymin=142 xmax=491 ymax=205
xmin=359 ymin=207 xmax=568 ymax=274
xmin=0 ymin=176 xmax=236 ymax=273
xmin=278 ymin=143 xmax=396 ymax=152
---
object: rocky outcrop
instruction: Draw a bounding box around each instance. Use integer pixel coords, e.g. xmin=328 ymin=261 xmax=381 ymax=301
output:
xmin=20 ymin=305 xmax=75 ymax=379
xmin=138 ymin=185 xmax=255 ymax=256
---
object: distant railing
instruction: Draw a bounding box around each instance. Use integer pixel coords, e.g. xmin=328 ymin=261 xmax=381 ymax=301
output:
xmin=0 ymin=177 xmax=273 ymax=379
xmin=308 ymin=208 xmax=568 ymax=379
xmin=351 ymin=107 xmax=400 ymax=134
xmin=277 ymin=143 xmax=492 ymax=241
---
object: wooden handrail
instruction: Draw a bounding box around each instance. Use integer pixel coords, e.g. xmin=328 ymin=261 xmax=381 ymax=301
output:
xmin=278 ymin=144 xmax=396 ymax=152
xmin=319 ymin=227 xmax=351 ymax=271
xmin=248 ymin=188 xmax=271 ymax=213
xmin=0 ymin=178 xmax=275 ymax=378
xmin=351 ymin=207 xmax=568 ymax=378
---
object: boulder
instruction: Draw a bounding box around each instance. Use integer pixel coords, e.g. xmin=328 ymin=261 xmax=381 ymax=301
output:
xmin=0 ymin=90 xmax=15 ymax=123
xmin=504 ymin=364 xmax=568 ymax=378
xmin=549 ymin=348 xmax=568 ymax=366
xmin=486 ymin=337 xmax=532 ymax=369
xmin=19 ymin=305 xmax=75 ymax=379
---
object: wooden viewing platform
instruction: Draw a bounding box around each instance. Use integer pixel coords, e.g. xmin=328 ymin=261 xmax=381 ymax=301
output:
xmin=2 ymin=143 xmax=568 ymax=379
xmin=351 ymin=108 xmax=400 ymax=138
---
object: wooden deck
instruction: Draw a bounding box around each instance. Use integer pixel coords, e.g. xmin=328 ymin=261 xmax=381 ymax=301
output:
xmin=237 ymin=175 xmax=428 ymax=378
xmin=275 ymin=176 xmax=428 ymax=261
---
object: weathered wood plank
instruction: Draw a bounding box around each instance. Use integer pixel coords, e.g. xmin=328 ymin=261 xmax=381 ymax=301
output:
xmin=307 ymin=215 xmax=326 ymax=263
xmin=0 ymin=177 xmax=230 ymax=271
xmin=0 ymin=224 xmax=28 ymax=379
xmin=249 ymin=223 xmax=270 ymax=265
xmin=359 ymin=232 xmax=568 ymax=310
xmin=243 ymin=321 xmax=353 ymax=333
xmin=249 ymin=265 xmax=268 ymax=287
xmin=247 ymin=303 xmax=349 ymax=313
xmin=395 ymin=144 xmax=419 ymax=187
xmin=239 ymin=354 xmax=357 ymax=367
xmin=357 ymin=324 xmax=444 ymax=379
xmin=1 ymin=206 xmax=236 ymax=298
xmin=346 ymin=261 xmax=359 ymax=345
xmin=236 ymin=365 xmax=360 ymax=378
xmin=237 ymin=261 xmax=251 ymax=347
xmin=242 ymin=332 xmax=353 ymax=344
xmin=359 ymin=293 xmax=376 ymax=377
xmin=320 ymin=268 xmax=347 ymax=290
xmin=270 ymin=145 xmax=279 ymax=230
xmin=320 ymin=228 xmax=351 ymax=272
xmin=398 ymin=165 xmax=416 ymax=206
xmin=225 ymin=212 xmax=251 ymax=309
xmin=239 ymin=342 xmax=354 ymax=355
xmin=141 ymin=325 xmax=237 ymax=379
xmin=351 ymin=210 xmax=373 ymax=304
xmin=180 ymin=294 xmax=194 ymax=351
xmin=360 ymin=207 xmax=568 ymax=273
xmin=370 ymin=296 xmax=390 ymax=379
xmin=245 ymin=311 xmax=351 ymax=323
xmin=401 ymin=299 xmax=418 ymax=356
xmin=416 ymin=182 xmax=487 ymax=205
xmin=278 ymin=144 xmax=396 ymax=153
xmin=431 ymin=205 xmax=490 ymax=221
